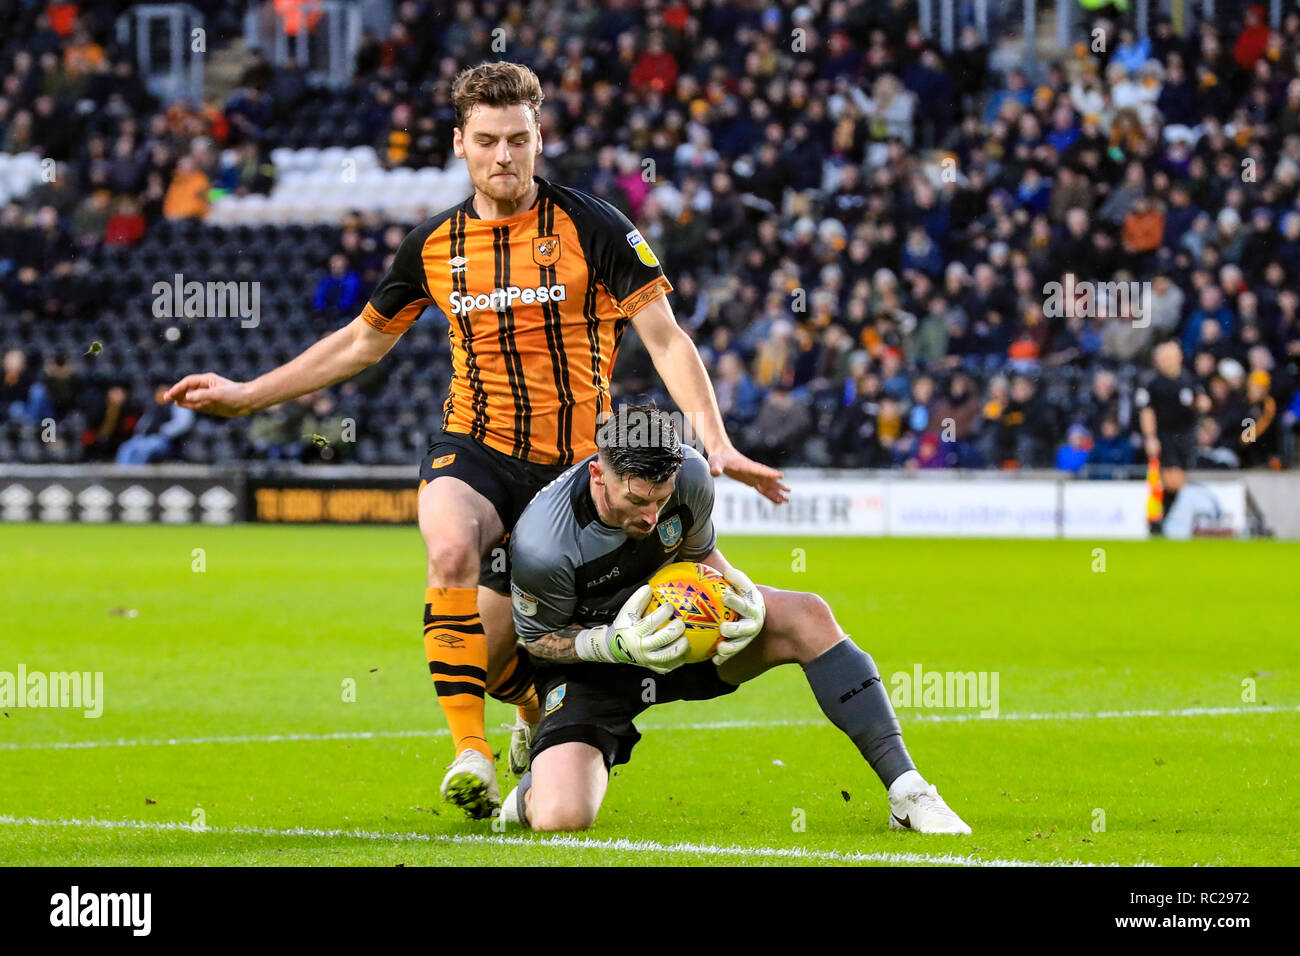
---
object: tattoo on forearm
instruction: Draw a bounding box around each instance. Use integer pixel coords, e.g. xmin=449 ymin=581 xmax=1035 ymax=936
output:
xmin=526 ymin=624 xmax=586 ymax=663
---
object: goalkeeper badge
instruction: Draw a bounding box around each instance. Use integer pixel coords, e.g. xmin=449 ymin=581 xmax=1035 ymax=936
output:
xmin=657 ymin=515 xmax=682 ymax=548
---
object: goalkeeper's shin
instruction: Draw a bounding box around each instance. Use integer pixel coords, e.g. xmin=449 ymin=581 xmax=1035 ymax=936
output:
xmin=803 ymin=637 xmax=916 ymax=790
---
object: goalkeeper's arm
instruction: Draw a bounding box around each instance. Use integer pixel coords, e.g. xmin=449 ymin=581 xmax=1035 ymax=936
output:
xmin=524 ymin=623 xmax=590 ymax=664
xmin=522 ymin=586 xmax=690 ymax=674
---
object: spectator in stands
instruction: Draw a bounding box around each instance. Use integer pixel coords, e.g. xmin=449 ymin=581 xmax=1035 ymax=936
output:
xmin=1194 ymin=416 xmax=1240 ymax=469
xmin=162 ymin=155 xmax=210 ymax=220
xmin=931 ymin=371 xmax=981 ymax=464
xmin=1079 ymin=369 xmax=1129 ymax=433
xmin=1056 ymin=424 xmax=1092 ymax=473
xmin=41 ymin=350 xmax=78 ymax=418
xmin=1122 ymin=196 xmax=1165 ymax=270
xmin=1210 ymin=362 xmax=1250 ymax=436
xmin=71 ymin=187 xmax=112 ymax=248
xmin=104 ymin=197 xmax=146 ymax=245
xmin=1239 ymin=370 xmax=1279 ymax=467
xmin=2 ymin=349 xmax=53 ymax=425
xmin=713 ymin=351 xmax=762 ymax=432
xmin=1183 ymin=286 xmax=1235 ymax=355
xmin=905 ymin=374 xmax=936 ymax=437
xmin=629 ymin=31 xmax=678 ymax=94
xmin=1089 ymin=416 xmax=1136 ymax=471
xmin=876 ymin=393 xmax=906 ymax=466
xmin=996 ymin=375 xmax=1057 ymax=468
xmin=901 ymin=224 xmax=943 ymax=279
xmin=312 ymin=254 xmax=363 ymax=316
xmin=744 ymin=386 xmax=811 ymax=467
xmin=115 ymin=382 xmax=195 ymax=465
xmin=80 ymin=383 xmax=134 ymax=461
xmin=214 ymin=142 xmax=275 ymax=196
xmin=910 ymin=296 xmax=951 ymax=367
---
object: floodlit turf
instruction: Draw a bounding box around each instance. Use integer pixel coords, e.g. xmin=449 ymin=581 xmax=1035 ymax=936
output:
xmin=1 ymin=523 xmax=1296 ymax=866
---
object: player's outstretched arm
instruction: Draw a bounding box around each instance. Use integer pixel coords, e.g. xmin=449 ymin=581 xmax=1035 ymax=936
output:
xmin=631 ymin=297 xmax=790 ymax=504
xmin=165 ymin=314 xmax=402 ymax=417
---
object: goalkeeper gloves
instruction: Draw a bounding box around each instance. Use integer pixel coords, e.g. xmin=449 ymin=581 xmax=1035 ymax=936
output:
xmin=713 ymin=566 xmax=766 ymax=666
xmin=575 ymin=585 xmax=691 ymax=674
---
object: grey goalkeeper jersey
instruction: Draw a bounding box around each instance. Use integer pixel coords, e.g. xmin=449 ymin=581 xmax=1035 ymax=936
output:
xmin=509 ymin=444 xmax=717 ymax=641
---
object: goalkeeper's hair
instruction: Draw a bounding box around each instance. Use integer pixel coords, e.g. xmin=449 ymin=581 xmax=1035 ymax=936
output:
xmin=451 ymin=61 xmax=544 ymax=130
xmin=597 ymin=403 xmax=685 ymax=486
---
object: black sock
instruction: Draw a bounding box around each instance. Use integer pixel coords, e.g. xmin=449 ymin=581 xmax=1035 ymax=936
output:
xmin=802 ymin=638 xmax=916 ymax=789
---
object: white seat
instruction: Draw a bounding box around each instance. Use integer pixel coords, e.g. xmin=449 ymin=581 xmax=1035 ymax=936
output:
xmin=318 ymin=146 xmax=346 ymax=169
xmin=345 ymin=145 xmax=379 ymax=169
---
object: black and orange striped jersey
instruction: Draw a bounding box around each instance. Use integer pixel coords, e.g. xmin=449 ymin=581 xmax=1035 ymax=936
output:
xmin=361 ymin=176 xmax=673 ymax=466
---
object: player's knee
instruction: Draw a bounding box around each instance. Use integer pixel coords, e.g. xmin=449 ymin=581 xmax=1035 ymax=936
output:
xmin=425 ymin=536 xmax=480 ymax=585
xmin=781 ymin=591 xmax=843 ymax=660
xmin=801 ymin=591 xmax=838 ymax=629
xmin=528 ymin=793 xmax=597 ymax=832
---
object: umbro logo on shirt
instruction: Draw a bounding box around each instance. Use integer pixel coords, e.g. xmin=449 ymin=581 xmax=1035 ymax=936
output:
xmin=448 ymin=255 xmax=469 ymax=275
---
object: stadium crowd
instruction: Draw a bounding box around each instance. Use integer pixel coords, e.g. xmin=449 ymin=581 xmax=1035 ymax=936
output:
xmin=1 ymin=0 xmax=1298 ymax=471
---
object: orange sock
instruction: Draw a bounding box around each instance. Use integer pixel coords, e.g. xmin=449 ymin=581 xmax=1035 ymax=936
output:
xmin=423 ymin=586 xmax=491 ymax=758
xmin=488 ymin=644 xmax=542 ymax=725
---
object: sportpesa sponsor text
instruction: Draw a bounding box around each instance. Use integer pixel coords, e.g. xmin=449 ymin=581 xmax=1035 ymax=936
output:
xmin=447 ymin=284 xmax=568 ymax=315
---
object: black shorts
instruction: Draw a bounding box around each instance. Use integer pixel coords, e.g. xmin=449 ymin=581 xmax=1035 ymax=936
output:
xmin=531 ymin=661 xmax=739 ymax=769
xmin=1157 ymin=430 xmax=1195 ymax=470
xmin=418 ymin=431 xmax=570 ymax=593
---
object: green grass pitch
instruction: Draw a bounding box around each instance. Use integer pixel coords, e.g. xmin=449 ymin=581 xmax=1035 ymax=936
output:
xmin=1 ymin=524 xmax=1296 ymax=866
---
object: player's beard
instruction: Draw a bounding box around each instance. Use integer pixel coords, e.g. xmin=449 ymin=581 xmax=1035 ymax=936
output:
xmin=482 ymin=168 xmax=529 ymax=202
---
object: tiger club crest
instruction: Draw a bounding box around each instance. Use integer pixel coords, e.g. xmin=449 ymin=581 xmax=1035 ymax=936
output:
xmin=533 ymin=235 xmax=561 ymax=266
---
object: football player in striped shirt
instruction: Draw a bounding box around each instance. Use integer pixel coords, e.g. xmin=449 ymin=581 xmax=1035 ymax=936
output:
xmin=166 ymin=61 xmax=788 ymax=818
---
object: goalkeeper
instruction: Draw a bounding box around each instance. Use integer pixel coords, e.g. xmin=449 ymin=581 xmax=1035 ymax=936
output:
xmin=499 ymin=403 xmax=970 ymax=834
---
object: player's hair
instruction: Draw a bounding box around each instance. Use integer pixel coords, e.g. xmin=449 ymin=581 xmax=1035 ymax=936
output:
xmin=597 ymin=403 xmax=685 ymax=486
xmin=451 ymin=61 xmax=544 ymax=130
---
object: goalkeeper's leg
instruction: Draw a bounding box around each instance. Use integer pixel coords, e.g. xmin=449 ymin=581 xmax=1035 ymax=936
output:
xmin=501 ymin=742 xmax=607 ymax=831
xmin=718 ymin=588 xmax=971 ymax=834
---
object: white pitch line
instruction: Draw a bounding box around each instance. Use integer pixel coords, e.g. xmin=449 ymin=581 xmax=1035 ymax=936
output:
xmin=0 ymin=815 xmax=1150 ymax=868
xmin=670 ymin=704 xmax=1300 ymax=729
xmin=0 ymin=728 xmax=443 ymax=751
xmin=2 ymin=704 xmax=1295 ymax=752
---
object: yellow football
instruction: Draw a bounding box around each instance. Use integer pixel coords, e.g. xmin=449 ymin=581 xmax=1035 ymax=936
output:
xmin=643 ymin=561 xmax=740 ymax=663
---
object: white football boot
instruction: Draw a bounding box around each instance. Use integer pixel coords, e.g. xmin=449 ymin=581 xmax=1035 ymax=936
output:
xmin=504 ymin=716 xmax=537 ymax=777
xmin=498 ymin=783 xmax=527 ymax=828
xmin=440 ymin=748 xmax=501 ymax=819
xmin=887 ymin=771 xmax=972 ymax=834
